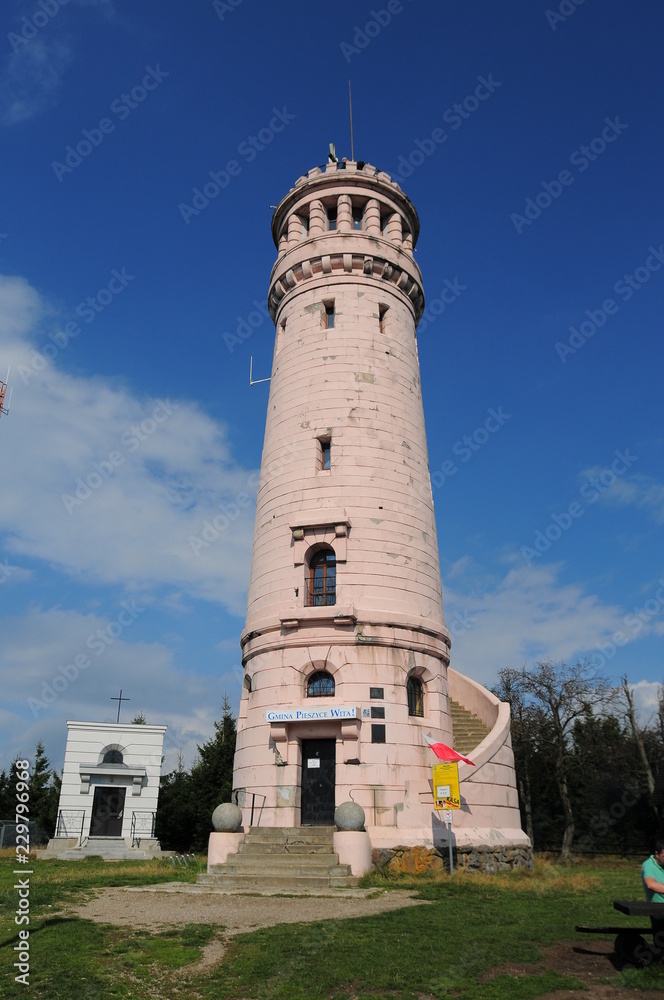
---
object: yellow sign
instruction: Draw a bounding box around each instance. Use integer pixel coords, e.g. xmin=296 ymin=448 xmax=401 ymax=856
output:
xmin=433 ymin=762 xmax=460 ymax=810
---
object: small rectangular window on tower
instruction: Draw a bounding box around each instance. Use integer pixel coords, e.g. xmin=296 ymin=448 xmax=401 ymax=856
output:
xmin=371 ymin=724 xmax=386 ymax=744
xmin=352 ymin=206 xmax=364 ymax=230
xmin=275 ymin=319 xmax=286 ymax=355
xmin=370 ymin=687 xmax=384 ymax=700
xmin=319 ymin=437 xmax=331 ymax=470
xmin=326 ymin=206 xmax=337 ymax=231
xmin=323 ymin=301 xmax=335 ymax=329
xmin=379 ymin=304 xmax=389 ymax=334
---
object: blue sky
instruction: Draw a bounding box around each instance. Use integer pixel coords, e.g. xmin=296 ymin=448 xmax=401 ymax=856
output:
xmin=1 ymin=0 xmax=663 ymax=774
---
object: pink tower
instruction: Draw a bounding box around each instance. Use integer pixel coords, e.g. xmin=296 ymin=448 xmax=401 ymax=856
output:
xmin=232 ymin=160 xmax=529 ymax=865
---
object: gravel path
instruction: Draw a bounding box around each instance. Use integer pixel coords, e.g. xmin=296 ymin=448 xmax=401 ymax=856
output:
xmin=69 ymin=882 xmax=430 ymax=935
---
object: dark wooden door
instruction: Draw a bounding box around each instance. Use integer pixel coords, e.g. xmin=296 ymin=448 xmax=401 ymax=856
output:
xmin=90 ymin=786 xmax=126 ymax=837
xmin=301 ymin=739 xmax=336 ymax=825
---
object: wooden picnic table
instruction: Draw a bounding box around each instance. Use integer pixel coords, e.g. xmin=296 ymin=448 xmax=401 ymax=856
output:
xmin=575 ymin=900 xmax=664 ymax=967
xmin=613 ymin=899 xmax=664 ymax=919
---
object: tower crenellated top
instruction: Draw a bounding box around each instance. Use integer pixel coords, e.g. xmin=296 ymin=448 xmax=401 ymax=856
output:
xmin=268 ymin=160 xmax=424 ymax=323
xmin=271 ymin=160 xmax=420 ymax=249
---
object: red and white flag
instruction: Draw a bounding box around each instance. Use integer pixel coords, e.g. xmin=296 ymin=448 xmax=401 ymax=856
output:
xmin=422 ymin=733 xmax=475 ymax=766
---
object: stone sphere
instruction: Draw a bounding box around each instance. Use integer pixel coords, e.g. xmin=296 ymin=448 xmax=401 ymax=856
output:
xmin=334 ymin=801 xmax=365 ymax=831
xmin=211 ymin=802 xmax=243 ymax=833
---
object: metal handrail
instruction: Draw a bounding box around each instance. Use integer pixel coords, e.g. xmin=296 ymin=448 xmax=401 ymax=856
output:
xmin=233 ymin=790 xmax=267 ymax=827
xmin=55 ymin=809 xmax=87 ymax=844
xmin=130 ymin=811 xmax=156 ymax=847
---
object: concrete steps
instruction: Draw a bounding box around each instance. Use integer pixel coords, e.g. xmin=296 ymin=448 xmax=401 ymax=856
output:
xmin=197 ymin=826 xmax=359 ymax=890
xmin=450 ymin=699 xmax=490 ymax=756
xmin=61 ymin=837 xmax=152 ymax=860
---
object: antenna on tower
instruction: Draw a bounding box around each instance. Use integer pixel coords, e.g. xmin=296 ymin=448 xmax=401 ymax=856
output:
xmin=249 ymin=356 xmax=270 ymax=387
xmin=349 ymin=80 xmax=354 ymax=161
xmin=0 ymin=366 xmax=13 ymax=420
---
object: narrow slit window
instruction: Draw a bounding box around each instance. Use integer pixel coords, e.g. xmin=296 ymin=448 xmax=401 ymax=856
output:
xmin=352 ymin=206 xmax=364 ymax=230
xmin=323 ymin=301 xmax=335 ymax=329
xmin=379 ymin=304 xmax=389 ymax=334
xmin=326 ymin=206 xmax=337 ymax=231
xmin=276 ymin=319 xmax=286 ymax=354
xmin=320 ymin=438 xmax=331 ymax=470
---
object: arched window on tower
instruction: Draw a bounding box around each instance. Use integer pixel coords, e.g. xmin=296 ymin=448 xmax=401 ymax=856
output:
xmin=407 ymin=676 xmax=424 ymax=718
xmin=102 ymin=749 xmax=124 ymax=765
xmin=307 ymin=670 xmax=335 ymax=697
xmin=307 ymin=547 xmax=336 ymax=606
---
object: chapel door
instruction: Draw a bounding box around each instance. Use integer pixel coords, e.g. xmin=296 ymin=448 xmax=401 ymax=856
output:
xmin=90 ymin=786 xmax=126 ymax=837
xmin=300 ymin=739 xmax=336 ymax=825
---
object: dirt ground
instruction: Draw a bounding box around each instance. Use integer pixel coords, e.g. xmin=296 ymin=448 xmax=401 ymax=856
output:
xmin=488 ymin=939 xmax=663 ymax=1000
xmin=68 ymin=883 xmax=431 ymax=973
xmin=69 ymin=883 xmax=663 ymax=994
xmin=69 ymin=882 xmax=429 ymax=934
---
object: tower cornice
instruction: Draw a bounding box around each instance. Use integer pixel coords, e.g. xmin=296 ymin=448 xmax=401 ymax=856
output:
xmin=240 ymin=612 xmax=451 ymax=668
xmin=268 ymin=240 xmax=424 ymax=323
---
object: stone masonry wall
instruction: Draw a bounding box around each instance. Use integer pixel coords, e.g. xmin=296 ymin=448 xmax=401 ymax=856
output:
xmin=372 ymin=842 xmax=534 ymax=874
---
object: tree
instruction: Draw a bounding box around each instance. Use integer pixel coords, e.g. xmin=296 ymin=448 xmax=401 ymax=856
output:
xmin=493 ymin=667 xmax=538 ymax=848
xmin=515 ymin=660 xmax=614 ymax=859
xmin=155 ymin=752 xmax=195 ymax=853
xmin=621 ymin=675 xmax=657 ymax=816
xmin=155 ymin=697 xmax=237 ymax=853
xmin=568 ymin=708 xmax=650 ymax=855
xmin=0 ymin=768 xmax=11 ymax=820
xmin=188 ymin=695 xmax=237 ymax=851
xmin=131 ymin=713 xmax=147 ymax=724
xmin=28 ymin=742 xmax=60 ymax=838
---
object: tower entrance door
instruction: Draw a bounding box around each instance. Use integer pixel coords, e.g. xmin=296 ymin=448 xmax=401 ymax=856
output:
xmin=300 ymin=739 xmax=335 ymax=826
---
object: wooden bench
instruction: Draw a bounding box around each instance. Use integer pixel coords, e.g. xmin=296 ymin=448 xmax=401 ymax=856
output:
xmin=575 ymin=900 xmax=664 ymax=966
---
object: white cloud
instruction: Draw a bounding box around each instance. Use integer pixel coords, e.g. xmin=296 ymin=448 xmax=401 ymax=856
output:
xmin=444 ymin=560 xmax=627 ymax=685
xmin=0 ymin=273 xmax=257 ymax=614
xmin=0 ymin=38 xmax=72 ymax=125
xmin=629 ymin=679 xmax=663 ymax=728
xmin=1 ymin=0 xmax=116 ymax=125
xmin=0 ymin=605 xmax=234 ymax=773
xmin=579 ymin=463 xmax=664 ymax=525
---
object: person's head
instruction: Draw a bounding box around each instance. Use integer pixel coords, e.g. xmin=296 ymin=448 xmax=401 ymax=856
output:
xmin=654 ymin=840 xmax=664 ymax=863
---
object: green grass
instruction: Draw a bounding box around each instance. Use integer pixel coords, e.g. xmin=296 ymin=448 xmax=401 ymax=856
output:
xmin=1 ymin=855 xmax=662 ymax=999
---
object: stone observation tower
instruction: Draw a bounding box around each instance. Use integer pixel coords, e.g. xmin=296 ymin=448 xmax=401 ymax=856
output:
xmin=232 ymin=158 xmax=529 ymax=865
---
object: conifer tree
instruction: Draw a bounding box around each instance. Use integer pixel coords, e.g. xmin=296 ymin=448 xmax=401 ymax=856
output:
xmin=28 ymin=742 xmax=60 ymax=838
xmin=155 ymin=697 xmax=237 ymax=852
xmin=189 ymin=695 xmax=237 ymax=850
xmin=155 ymin=752 xmax=195 ymax=853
